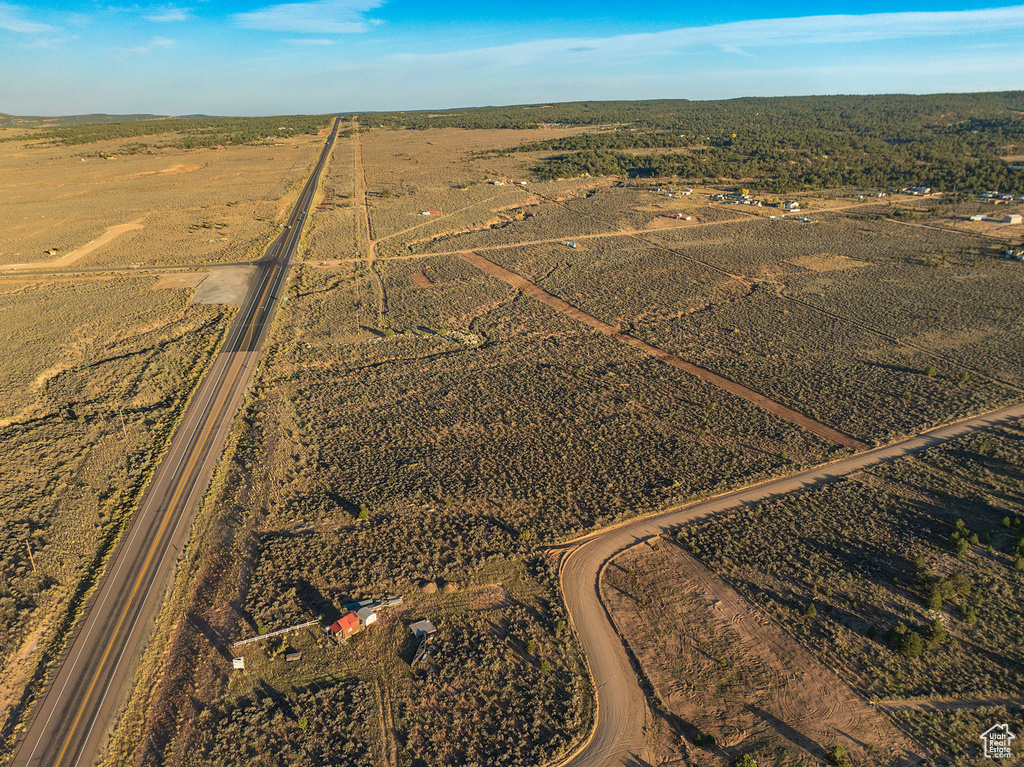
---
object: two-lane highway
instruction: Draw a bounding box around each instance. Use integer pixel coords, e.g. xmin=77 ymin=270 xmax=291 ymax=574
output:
xmin=12 ymin=119 xmax=340 ymax=767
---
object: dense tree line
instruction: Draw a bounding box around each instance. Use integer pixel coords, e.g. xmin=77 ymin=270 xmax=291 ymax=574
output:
xmin=358 ymin=93 xmax=1024 ymax=192
xmin=358 ymin=92 xmax=1024 ymax=134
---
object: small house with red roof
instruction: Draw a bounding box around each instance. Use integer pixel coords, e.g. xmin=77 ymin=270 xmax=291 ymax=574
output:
xmin=328 ymin=611 xmax=360 ymax=641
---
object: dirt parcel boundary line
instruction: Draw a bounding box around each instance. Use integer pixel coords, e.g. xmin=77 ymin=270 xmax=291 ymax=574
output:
xmin=459 ymin=250 xmax=866 ymax=450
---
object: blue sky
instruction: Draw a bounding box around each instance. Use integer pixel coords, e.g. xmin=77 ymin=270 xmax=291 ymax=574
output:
xmin=1 ymin=0 xmax=1023 ymax=115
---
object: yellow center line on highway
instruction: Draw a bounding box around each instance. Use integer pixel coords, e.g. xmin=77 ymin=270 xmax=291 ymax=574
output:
xmin=53 ymin=254 xmax=284 ymax=766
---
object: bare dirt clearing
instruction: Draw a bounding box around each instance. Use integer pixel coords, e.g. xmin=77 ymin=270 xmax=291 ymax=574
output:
xmin=191 ymin=265 xmax=254 ymax=305
xmin=153 ymin=272 xmax=208 ymax=290
xmin=787 ymin=253 xmax=870 ymax=272
xmin=409 ymin=270 xmax=433 ymax=287
xmin=127 ymin=163 xmax=202 ymax=180
xmin=605 ymin=541 xmax=915 ymax=765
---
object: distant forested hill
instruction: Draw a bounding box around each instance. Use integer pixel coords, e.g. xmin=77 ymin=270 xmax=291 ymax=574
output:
xmin=0 ymin=113 xmax=335 ymax=150
xmin=356 ymin=92 xmax=1024 ymax=193
xmin=0 ymin=112 xmax=168 ymax=128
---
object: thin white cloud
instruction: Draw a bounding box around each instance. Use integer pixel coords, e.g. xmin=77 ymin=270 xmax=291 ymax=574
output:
xmin=287 ymin=37 xmax=334 ymax=45
xmin=391 ymin=5 xmax=1024 ymax=66
xmin=233 ymin=0 xmax=384 ymax=34
xmin=145 ymin=6 xmax=192 ymax=22
xmin=0 ymin=2 xmax=54 ymax=34
xmin=130 ymin=36 xmax=176 ymax=53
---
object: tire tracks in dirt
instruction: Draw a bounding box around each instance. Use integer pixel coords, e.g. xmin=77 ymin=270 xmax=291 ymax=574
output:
xmin=877 ymin=697 xmax=1024 ymax=713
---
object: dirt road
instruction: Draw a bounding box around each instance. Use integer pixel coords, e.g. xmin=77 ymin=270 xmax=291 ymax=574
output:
xmin=555 ymin=401 xmax=1024 ymax=767
xmin=5 ymin=220 xmax=145 ymax=270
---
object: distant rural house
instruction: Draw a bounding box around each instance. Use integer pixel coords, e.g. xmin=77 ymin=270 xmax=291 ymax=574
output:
xmin=969 ymin=214 xmax=986 ymax=221
xmin=356 ymin=607 xmax=377 ymax=627
xmin=782 ymin=201 xmax=800 ymax=210
xmin=1004 ymin=214 xmax=1023 ymax=224
xmin=908 ymin=186 xmax=932 ymax=195
xmin=328 ymin=611 xmax=360 ymax=640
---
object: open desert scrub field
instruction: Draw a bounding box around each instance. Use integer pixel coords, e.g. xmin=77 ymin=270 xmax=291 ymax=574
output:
xmin=108 ymin=246 xmax=857 ymax=765
xmin=0 ymin=115 xmax=333 ymax=270
xmin=675 ymin=420 xmax=1024 ymax=763
xmin=0 ymin=274 xmax=231 ymax=749
xmin=359 ymin=162 xmax=1023 ymax=445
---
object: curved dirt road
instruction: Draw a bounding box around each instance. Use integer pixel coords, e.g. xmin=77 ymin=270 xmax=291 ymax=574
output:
xmin=557 ymin=401 xmax=1024 ymax=767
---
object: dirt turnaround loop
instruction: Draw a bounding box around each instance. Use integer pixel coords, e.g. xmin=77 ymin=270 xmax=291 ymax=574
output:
xmin=459 ymin=250 xmax=867 ymax=450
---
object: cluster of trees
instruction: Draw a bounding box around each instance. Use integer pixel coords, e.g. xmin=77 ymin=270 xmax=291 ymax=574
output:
xmin=525 ymin=124 xmax=1023 ymax=192
xmin=886 ymin=618 xmax=948 ymax=658
xmin=14 ymin=114 xmax=333 ymax=149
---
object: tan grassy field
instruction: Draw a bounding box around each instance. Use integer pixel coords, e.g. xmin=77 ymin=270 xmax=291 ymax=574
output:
xmin=0 ymin=129 xmax=324 ymax=269
xmin=358 ymin=126 xmax=609 ymax=255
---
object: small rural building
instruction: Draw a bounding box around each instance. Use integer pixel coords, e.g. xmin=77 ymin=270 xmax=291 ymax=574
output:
xmin=1002 ymin=214 xmax=1023 ymax=224
xmin=356 ymin=607 xmax=377 ymax=627
xmin=969 ymin=214 xmax=986 ymax=221
xmin=782 ymin=201 xmax=800 ymax=210
xmin=328 ymin=611 xmax=360 ymax=640
xmin=908 ymin=186 xmax=931 ymax=195
xmin=410 ymin=619 xmax=437 ymax=638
